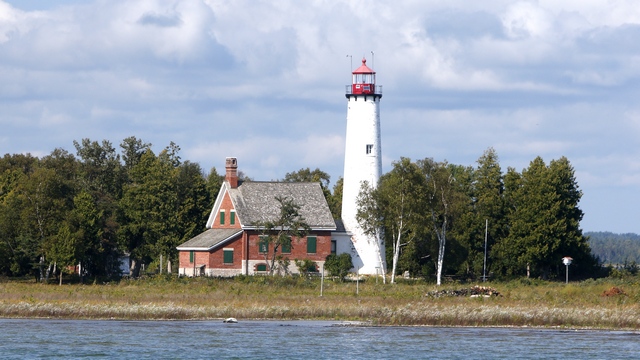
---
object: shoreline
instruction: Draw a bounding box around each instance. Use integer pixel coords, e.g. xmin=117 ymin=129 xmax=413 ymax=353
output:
xmin=2 ymin=277 xmax=639 ymax=329
xmin=2 ymin=301 xmax=638 ymax=330
xmin=2 ymin=315 xmax=640 ymax=333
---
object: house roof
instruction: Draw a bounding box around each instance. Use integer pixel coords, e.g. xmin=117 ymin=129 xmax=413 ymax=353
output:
xmin=230 ymin=181 xmax=336 ymax=230
xmin=176 ymin=228 xmax=242 ymax=251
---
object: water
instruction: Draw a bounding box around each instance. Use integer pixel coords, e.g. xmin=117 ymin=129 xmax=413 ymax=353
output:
xmin=1 ymin=319 xmax=639 ymax=359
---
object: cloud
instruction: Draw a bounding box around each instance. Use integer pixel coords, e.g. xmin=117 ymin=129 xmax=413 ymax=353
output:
xmin=2 ymin=0 xmax=640 ymax=232
xmin=186 ymin=133 xmax=345 ymax=182
xmin=137 ymin=11 xmax=182 ymax=28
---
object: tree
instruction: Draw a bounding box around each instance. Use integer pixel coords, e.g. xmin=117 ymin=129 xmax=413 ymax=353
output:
xmin=206 ymin=167 xmax=225 ymax=208
xmin=172 ymin=161 xmax=210 ymax=272
xmin=118 ymin=150 xmax=175 ymax=276
xmin=18 ymin=164 xmax=76 ymax=281
xmin=283 ymin=167 xmax=330 ymax=189
xmin=255 ymin=196 xmax=311 ymax=275
xmin=73 ymin=139 xmax=123 ymax=278
xmin=357 ymin=158 xmax=427 ymax=283
xmin=328 ymin=177 xmax=343 ymax=219
xmin=324 ymin=253 xmax=353 ymax=280
xmin=419 ymin=159 xmax=467 ymax=286
xmin=74 ymin=138 xmax=122 ymax=196
xmin=455 ymin=148 xmax=505 ymax=279
xmin=45 ymin=224 xmax=78 ymax=285
xmin=494 ymin=156 xmax=596 ymax=279
xmin=120 ymin=136 xmax=151 ymax=171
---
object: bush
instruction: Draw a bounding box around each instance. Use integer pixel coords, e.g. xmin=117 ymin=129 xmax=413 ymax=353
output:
xmin=324 ymin=253 xmax=353 ymax=280
xmin=294 ymin=259 xmax=317 ymax=275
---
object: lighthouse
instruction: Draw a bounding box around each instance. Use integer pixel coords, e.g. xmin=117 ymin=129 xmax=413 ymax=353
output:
xmin=341 ymin=58 xmax=386 ymax=275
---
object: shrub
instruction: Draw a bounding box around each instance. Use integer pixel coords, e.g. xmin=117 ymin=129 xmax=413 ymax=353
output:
xmin=324 ymin=253 xmax=353 ymax=280
xmin=294 ymin=259 xmax=317 ymax=275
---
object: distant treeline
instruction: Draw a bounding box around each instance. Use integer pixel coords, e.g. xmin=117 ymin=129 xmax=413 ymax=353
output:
xmin=586 ymin=232 xmax=640 ymax=265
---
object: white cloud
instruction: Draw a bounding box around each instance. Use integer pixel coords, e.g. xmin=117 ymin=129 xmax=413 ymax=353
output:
xmin=3 ymin=0 xmax=640 ymax=232
xmin=501 ymin=2 xmax=553 ymax=39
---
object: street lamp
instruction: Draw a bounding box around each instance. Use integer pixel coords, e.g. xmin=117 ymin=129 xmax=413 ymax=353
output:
xmin=562 ymin=257 xmax=573 ymax=284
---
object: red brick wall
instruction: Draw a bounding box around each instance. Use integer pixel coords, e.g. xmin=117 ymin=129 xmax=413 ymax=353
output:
xmin=207 ymin=236 xmax=243 ymax=269
xmin=212 ymin=191 xmax=241 ymax=229
xmin=246 ymin=230 xmax=332 ymax=262
xmin=179 ymin=250 xmax=190 ymax=269
xmin=179 ymin=230 xmax=333 ymax=275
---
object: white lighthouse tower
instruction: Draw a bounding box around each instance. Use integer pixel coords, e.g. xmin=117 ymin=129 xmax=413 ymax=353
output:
xmin=341 ymin=57 xmax=386 ymax=275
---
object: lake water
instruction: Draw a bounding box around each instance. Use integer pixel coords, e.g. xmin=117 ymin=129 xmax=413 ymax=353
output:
xmin=1 ymin=318 xmax=639 ymax=359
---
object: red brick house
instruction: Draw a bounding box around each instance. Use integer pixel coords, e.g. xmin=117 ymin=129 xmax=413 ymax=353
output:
xmin=177 ymin=157 xmax=338 ymax=276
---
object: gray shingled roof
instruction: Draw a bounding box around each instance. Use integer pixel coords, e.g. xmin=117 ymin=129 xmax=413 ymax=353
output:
xmin=176 ymin=228 xmax=242 ymax=250
xmin=231 ymin=182 xmax=336 ymax=230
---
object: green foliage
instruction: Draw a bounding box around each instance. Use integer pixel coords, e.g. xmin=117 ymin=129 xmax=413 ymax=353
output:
xmin=206 ymin=167 xmax=224 ymax=208
xmin=294 ymin=259 xmax=318 ymax=275
xmin=328 ymin=177 xmax=343 ymax=220
xmin=357 ymin=157 xmax=427 ymax=283
xmin=324 ymin=253 xmax=353 ymax=280
xmin=283 ymin=167 xmax=330 ymax=188
xmin=454 ymin=148 xmax=506 ymax=279
xmin=355 ymin=148 xmax=599 ymax=283
xmin=0 ymin=137 xmax=210 ymax=280
xmin=491 ymin=156 xmax=597 ymax=279
xmin=45 ymin=224 xmax=78 ymax=285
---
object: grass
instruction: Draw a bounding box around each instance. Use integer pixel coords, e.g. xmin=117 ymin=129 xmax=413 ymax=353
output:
xmin=1 ymin=275 xmax=639 ymax=329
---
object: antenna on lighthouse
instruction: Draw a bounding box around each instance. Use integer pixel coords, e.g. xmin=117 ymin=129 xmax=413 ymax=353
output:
xmin=371 ymin=51 xmax=374 ymax=70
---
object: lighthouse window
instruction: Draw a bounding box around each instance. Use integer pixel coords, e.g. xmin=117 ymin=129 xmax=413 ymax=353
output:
xmin=366 ymin=144 xmax=373 ymax=154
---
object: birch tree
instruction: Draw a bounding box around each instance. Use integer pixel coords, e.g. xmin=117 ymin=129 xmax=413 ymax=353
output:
xmin=357 ymin=158 xmax=426 ymax=283
xmin=419 ymin=159 xmax=466 ymax=286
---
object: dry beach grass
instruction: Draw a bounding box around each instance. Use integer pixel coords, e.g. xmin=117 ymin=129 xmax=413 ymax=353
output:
xmin=1 ymin=276 xmax=639 ymax=329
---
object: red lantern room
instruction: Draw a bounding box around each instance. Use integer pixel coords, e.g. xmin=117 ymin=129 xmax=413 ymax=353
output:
xmin=347 ymin=58 xmax=381 ymax=96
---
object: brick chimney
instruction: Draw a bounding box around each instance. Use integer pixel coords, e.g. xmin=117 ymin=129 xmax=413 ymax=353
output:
xmin=225 ymin=157 xmax=238 ymax=188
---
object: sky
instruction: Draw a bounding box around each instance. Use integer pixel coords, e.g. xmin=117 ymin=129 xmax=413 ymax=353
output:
xmin=1 ymin=0 xmax=640 ymax=234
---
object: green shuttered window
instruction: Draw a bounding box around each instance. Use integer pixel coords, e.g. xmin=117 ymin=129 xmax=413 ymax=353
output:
xmin=307 ymin=236 xmax=317 ymax=253
xmin=219 ymin=211 xmax=225 ymax=225
xmin=281 ymin=237 xmax=291 ymax=254
xmin=223 ymin=249 xmax=233 ymax=264
xmin=259 ymin=236 xmax=268 ymax=253
xmin=230 ymin=211 xmax=235 ymax=225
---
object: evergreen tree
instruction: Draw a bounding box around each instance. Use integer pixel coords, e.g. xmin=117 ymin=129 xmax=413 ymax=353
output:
xmin=494 ymin=157 xmax=595 ymax=279
xmin=328 ymin=177 xmax=343 ymax=220
xmin=455 ymin=148 xmax=505 ymax=279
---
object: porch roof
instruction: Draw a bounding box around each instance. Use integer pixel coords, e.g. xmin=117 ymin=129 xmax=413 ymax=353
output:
xmin=176 ymin=228 xmax=242 ymax=251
